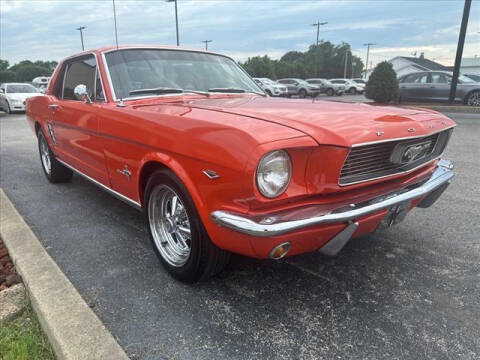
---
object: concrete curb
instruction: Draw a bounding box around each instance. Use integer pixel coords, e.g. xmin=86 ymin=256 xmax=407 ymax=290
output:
xmin=0 ymin=189 xmax=129 ymax=360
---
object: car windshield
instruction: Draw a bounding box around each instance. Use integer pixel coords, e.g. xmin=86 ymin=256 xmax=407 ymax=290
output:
xmin=6 ymin=84 xmax=38 ymax=93
xmin=104 ymin=49 xmax=263 ymax=99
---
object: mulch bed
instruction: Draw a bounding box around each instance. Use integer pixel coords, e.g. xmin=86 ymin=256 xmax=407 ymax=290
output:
xmin=0 ymin=239 xmax=22 ymax=292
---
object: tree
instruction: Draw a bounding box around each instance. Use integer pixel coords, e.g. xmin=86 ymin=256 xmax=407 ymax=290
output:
xmin=365 ymin=61 xmax=399 ymax=103
xmin=0 ymin=59 xmax=9 ymax=71
xmin=241 ymin=41 xmax=365 ymax=80
xmin=241 ymin=56 xmax=276 ymax=78
xmin=15 ymin=65 xmax=51 ymax=82
xmin=280 ymin=51 xmax=304 ymax=63
xmin=0 ymin=71 xmax=16 ymax=82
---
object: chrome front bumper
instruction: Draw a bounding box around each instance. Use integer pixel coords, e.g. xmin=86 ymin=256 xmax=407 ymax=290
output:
xmin=211 ymin=159 xmax=454 ymax=238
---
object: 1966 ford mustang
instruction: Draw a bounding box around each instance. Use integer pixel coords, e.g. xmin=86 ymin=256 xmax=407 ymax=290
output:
xmin=26 ymin=46 xmax=455 ymax=282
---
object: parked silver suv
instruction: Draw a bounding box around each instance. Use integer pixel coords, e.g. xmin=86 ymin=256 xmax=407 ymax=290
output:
xmin=398 ymin=71 xmax=480 ymax=106
xmin=253 ymin=78 xmax=288 ymax=97
xmin=306 ymin=78 xmax=344 ymax=96
xmin=277 ymin=78 xmax=320 ymax=98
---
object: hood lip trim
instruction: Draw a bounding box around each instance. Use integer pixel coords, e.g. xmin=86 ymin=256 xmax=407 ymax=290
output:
xmin=351 ymin=125 xmax=456 ymax=147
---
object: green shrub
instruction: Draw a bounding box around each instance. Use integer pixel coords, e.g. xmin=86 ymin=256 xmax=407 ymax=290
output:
xmin=365 ymin=61 xmax=399 ymax=103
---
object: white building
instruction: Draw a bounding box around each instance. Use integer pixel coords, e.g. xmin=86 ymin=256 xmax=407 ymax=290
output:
xmin=456 ymin=57 xmax=480 ymax=75
xmin=389 ymin=55 xmax=449 ymax=78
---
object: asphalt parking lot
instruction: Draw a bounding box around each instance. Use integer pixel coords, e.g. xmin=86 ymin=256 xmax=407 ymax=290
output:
xmin=1 ymin=111 xmax=479 ymax=360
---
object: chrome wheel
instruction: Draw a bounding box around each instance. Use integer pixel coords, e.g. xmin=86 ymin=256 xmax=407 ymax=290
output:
xmin=467 ymin=91 xmax=480 ymax=106
xmin=40 ymin=136 xmax=51 ymax=175
xmin=148 ymin=185 xmax=192 ymax=267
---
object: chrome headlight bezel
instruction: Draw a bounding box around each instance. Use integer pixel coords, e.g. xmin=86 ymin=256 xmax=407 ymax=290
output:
xmin=256 ymin=150 xmax=292 ymax=198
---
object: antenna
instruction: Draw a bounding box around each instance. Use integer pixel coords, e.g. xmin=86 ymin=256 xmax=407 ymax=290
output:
xmin=112 ymin=0 xmax=119 ymax=48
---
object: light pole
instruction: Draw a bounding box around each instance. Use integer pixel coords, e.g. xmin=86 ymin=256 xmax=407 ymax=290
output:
xmin=311 ymin=21 xmax=327 ymax=77
xmin=311 ymin=21 xmax=327 ymax=46
xmin=352 ymin=60 xmax=357 ymax=78
xmin=167 ymin=0 xmax=180 ymax=46
xmin=344 ymin=49 xmax=349 ymax=78
xmin=363 ymin=43 xmax=376 ymax=79
xmin=202 ymin=40 xmax=212 ymax=50
xmin=76 ymin=26 xmax=86 ymax=51
xmin=450 ymin=0 xmax=471 ymax=103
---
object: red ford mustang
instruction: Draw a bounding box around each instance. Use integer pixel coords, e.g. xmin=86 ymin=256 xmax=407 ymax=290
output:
xmin=26 ymin=46 xmax=455 ymax=282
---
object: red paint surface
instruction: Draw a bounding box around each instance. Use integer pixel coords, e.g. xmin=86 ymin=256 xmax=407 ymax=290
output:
xmin=26 ymin=46 xmax=456 ymax=259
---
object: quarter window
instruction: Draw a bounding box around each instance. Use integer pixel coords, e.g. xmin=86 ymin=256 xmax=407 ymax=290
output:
xmin=62 ymin=56 xmax=97 ymax=100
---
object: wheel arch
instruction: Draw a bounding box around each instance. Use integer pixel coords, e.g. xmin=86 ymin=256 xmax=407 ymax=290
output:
xmin=35 ymin=121 xmax=41 ymax=135
xmin=463 ymin=89 xmax=480 ymax=104
xmin=137 ymin=154 xmax=204 ymax=213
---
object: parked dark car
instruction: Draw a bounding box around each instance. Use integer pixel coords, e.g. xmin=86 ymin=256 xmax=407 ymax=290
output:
xmin=277 ymin=78 xmax=320 ymax=98
xmin=306 ymin=78 xmax=344 ymax=96
xmin=398 ymin=71 xmax=480 ymax=106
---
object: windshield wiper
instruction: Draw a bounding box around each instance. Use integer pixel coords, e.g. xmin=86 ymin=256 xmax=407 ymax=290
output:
xmin=129 ymin=87 xmax=210 ymax=97
xmin=129 ymin=87 xmax=184 ymax=95
xmin=208 ymin=88 xmax=266 ymax=96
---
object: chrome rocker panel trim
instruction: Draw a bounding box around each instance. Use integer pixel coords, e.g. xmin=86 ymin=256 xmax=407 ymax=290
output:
xmin=57 ymin=158 xmax=142 ymax=211
xmin=211 ymin=159 xmax=454 ymax=237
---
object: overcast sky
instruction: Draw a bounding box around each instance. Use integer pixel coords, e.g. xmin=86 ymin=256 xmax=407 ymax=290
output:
xmin=1 ymin=0 xmax=479 ymax=66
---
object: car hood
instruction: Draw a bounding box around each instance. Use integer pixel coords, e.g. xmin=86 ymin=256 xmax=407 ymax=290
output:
xmin=179 ymin=96 xmax=456 ymax=147
xmin=7 ymin=93 xmax=41 ymax=102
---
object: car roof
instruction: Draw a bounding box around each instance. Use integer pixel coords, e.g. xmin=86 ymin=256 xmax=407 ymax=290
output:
xmin=61 ymin=45 xmax=228 ymax=62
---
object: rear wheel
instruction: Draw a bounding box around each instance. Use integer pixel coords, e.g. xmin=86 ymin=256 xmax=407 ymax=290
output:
xmin=38 ymin=129 xmax=73 ymax=183
xmin=298 ymin=89 xmax=307 ymax=98
xmin=145 ymin=169 xmax=230 ymax=283
xmin=326 ymin=88 xmax=334 ymax=96
xmin=466 ymin=91 xmax=480 ymax=106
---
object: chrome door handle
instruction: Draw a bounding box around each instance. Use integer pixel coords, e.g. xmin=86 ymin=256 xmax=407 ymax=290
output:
xmin=48 ymin=104 xmax=59 ymax=110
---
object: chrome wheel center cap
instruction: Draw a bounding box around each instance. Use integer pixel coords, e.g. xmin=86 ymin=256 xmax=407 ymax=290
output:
xmin=164 ymin=218 xmax=176 ymax=233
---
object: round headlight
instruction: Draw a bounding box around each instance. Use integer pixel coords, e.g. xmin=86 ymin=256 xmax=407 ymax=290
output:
xmin=256 ymin=150 xmax=292 ymax=198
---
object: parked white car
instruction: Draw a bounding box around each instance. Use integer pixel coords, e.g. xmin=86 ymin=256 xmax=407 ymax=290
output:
xmin=330 ymin=79 xmax=365 ymax=95
xmin=0 ymin=83 xmax=42 ymax=113
xmin=253 ymin=78 xmax=288 ymax=97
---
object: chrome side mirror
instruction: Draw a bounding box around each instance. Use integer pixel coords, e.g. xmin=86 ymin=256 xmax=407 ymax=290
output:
xmin=74 ymin=84 xmax=92 ymax=103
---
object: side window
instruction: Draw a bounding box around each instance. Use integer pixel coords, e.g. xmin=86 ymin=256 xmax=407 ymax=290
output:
xmin=402 ymin=74 xmax=419 ymax=83
xmin=62 ymin=56 xmax=97 ymax=100
xmin=430 ymin=73 xmax=449 ymax=84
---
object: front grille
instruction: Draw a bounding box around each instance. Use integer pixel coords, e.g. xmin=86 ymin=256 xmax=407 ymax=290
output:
xmin=339 ymin=129 xmax=453 ymax=185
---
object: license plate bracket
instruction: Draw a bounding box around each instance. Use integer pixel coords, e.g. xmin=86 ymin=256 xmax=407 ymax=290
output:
xmin=379 ymin=200 xmax=411 ymax=229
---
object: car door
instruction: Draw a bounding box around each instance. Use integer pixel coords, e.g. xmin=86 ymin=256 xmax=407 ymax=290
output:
xmin=50 ymin=55 xmax=109 ymax=184
xmin=280 ymin=80 xmax=298 ymax=94
xmin=429 ymin=72 xmax=451 ymax=100
xmin=399 ymin=73 xmax=431 ymax=101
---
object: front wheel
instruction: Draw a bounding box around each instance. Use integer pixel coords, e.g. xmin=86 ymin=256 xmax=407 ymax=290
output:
xmin=466 ymin=91 xmax=480 ymax=106
xmin=349 ymin=87 xmax=357 ymax=95
xmin=38 ymin=129 xmax=73 ymax=183
xmin=265 ymin=89 xmax=272 ymax=97
xmin=145 ymin=169 xmax=230 ymax=283
xmin=326 ymin=88 xmax=334 ymax=96
xmin=298 ymin=89 xmax=307 ymax=98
